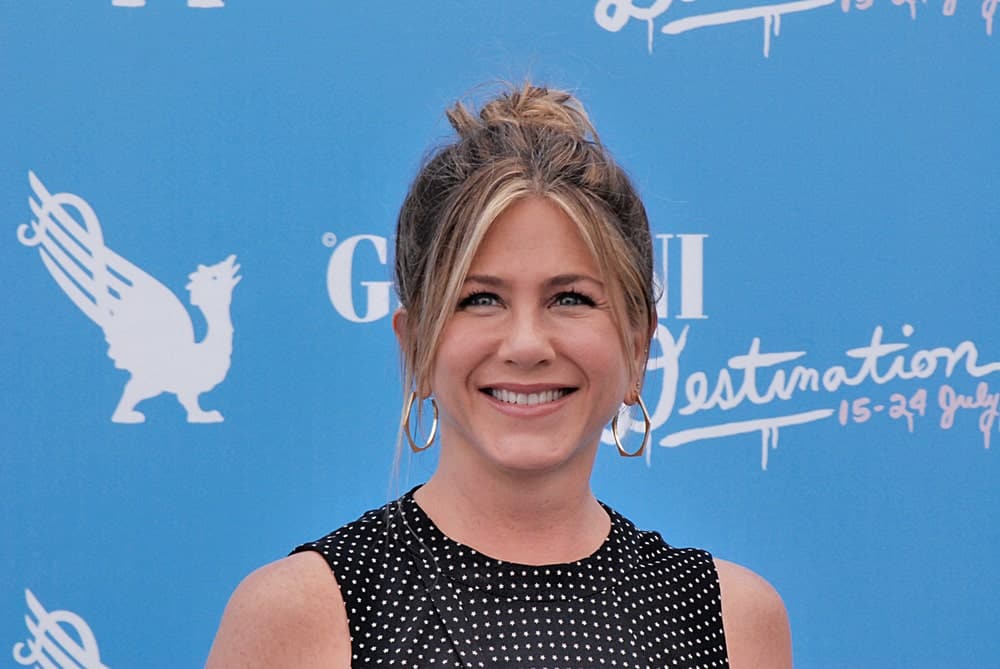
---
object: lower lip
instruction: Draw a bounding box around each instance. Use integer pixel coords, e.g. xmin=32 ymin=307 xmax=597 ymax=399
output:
xmin=482 ymin=391 xmax=574 ymax=417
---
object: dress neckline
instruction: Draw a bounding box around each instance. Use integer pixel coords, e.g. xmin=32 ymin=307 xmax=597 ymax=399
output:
xmin=393 ymin=485 xmax=636 ymax=599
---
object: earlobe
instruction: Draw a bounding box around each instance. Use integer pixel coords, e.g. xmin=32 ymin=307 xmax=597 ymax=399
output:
xmin=630 ymin=328 xmax=653 ymax=404
xmin=624 ymin=381 xmax=640 ymax=406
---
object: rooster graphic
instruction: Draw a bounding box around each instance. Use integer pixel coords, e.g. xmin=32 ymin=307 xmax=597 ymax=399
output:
xmin=17 ymin=171 xmax=241 ymax=423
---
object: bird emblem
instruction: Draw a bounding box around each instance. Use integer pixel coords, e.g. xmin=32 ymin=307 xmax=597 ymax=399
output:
xmin=17 ymin=171 xmax=241 ymax=423
xmin=13 ymin=589 xmax=109 ymax=669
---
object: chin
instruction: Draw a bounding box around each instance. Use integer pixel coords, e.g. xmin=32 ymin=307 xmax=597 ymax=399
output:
xmin=483 ymin=437 xmax=592 ymax=474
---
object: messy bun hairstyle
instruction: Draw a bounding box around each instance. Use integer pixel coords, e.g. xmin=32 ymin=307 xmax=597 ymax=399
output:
xmin=395 ymin=83 xmax=655 ymax=403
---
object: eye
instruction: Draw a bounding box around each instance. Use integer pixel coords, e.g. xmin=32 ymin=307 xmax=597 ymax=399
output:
xmin=552 ymin=290 xmax=596 ymax=307
xmin=458 ymin=291 xmax=502 ymax=309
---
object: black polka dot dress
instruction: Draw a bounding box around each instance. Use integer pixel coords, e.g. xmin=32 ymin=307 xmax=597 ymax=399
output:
xmin=292 ymin=487 xmax=729 ymax=668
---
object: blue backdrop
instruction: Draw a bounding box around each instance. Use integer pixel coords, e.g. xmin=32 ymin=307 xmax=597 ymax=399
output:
xmin=2 ymin=2 xmax=998 ymax=667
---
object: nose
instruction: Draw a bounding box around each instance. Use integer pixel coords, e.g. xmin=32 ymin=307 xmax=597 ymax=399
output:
xmin=497 ymin=308 xmax=555 ymax=368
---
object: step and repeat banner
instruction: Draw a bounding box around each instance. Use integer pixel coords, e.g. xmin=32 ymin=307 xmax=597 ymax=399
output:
xmin=2 ymin=2 xmax=997 ymax=668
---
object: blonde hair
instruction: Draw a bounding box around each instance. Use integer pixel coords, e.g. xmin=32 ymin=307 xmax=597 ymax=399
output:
xmin=394 ymin=82 xmax=656 ymax=437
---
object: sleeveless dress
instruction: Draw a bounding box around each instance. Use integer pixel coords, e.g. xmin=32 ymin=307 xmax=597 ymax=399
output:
xmin=292 ymin=487 xmax=729 ymax=668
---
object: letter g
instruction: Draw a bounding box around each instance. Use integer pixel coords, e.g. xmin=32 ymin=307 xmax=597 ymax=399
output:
xmin=326 ymin=234 xmax=392 ymax=323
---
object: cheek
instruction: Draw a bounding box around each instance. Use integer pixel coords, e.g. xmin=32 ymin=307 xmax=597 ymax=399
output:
xmin=573 ymin=331 xmax=631 ymax=388
xmin=432 ymin=324 xmax=491 ymax=389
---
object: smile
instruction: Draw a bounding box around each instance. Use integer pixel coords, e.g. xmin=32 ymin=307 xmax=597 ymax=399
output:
xmin=484 ymin=388 xmax=575 ymax=406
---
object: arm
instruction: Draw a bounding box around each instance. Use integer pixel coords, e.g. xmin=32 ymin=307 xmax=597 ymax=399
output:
xmin=715 ymin=558 xmax=793 ymax=669
xmin=205 ymin=552 xmax=351 ymax=669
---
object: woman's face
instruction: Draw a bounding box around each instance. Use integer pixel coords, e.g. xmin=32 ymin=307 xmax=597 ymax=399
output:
xmin=428 ymin=196 xmax=643 ymax=475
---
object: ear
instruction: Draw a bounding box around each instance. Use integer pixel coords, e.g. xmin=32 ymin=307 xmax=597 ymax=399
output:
xmin=628 ymin=321 xmax=654 ymax=403
xmin=391 ymin=307 xmax=409 ymax=346
xmin=393 ymin=307 xmax=429 ymax=396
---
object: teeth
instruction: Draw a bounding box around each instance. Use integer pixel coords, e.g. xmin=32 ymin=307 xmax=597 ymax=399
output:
xmin=488 ymin=388 xmax=569 ymax=406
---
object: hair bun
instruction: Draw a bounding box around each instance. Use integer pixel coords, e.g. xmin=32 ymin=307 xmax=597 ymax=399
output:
xmin=446 ymin=83 xmax=600 ymax=144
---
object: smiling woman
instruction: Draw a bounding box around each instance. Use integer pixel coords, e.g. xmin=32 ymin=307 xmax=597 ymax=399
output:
xmin=424 ymin=197 xmax=635 ymax=482
xmin=205 ymin=83 xmax=792 ymax=669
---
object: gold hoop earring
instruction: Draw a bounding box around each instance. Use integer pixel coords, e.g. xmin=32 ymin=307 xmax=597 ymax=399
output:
xmin=403 ymin=392 xmax=438 ymax=453
xmin=611 ymin=394 xmax=651 ymax=458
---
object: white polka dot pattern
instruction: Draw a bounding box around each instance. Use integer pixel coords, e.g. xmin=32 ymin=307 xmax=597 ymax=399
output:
xmin=292 ymin=488 xmax=729 ymax=668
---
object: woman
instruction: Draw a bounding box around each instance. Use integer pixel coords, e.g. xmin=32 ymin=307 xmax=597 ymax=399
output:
xmin=207 ymin=83 xmax=791 ymax=668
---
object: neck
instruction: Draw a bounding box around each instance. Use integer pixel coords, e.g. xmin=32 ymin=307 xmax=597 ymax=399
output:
xmin=414 ymin=444 xmax=609 ymax=566
xmin=198 ymin=303 xmax=234 ymax=346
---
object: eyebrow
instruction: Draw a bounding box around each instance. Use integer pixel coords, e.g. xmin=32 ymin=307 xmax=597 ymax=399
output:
xmin=464 ymin=273 xmax=604 ymax=289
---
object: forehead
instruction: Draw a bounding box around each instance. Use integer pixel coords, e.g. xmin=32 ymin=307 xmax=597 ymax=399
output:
xmin=467 ymin=197 xmax=599 ymax=276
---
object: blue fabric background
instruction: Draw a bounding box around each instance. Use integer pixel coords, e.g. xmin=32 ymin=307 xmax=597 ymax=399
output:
xmin=2 ymin=2 xmax=997 ymax=667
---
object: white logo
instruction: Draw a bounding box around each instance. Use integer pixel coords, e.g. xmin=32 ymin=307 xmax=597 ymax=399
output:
xmin=322 ymin=231 xmax=707 ymax=323
xmin=594 ymin=0 xmax=996 ymax=57
xmin=607 ymin=322 xmax=1000 ymax=470
xmin=323 ymin=232 xmax=394 ymax=323
xmin=18 ymin=172 xmax=241 ymax=423
xmin=12 ymin=589 xmax=109 ymax=669
xmin=112 ymin=0 xmax=223 ymax=8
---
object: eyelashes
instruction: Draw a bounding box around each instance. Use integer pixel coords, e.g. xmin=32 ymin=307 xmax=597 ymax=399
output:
xmin=457 ymin=290 xmax=598 ymax=310
xmin=552 ymin=290 xmax=597 ymax=307
xmin=457 ymin=291 xmax=501 ymax=309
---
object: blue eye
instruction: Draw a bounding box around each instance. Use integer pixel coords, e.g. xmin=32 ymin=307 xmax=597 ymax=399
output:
xmin=458 ymin=291 xmax=501 ymax=309
xmin=554 ymin=291 xmax=596 ymax=307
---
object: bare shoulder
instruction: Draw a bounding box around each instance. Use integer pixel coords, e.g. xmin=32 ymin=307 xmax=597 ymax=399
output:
xmin=714 ymin=558 xmax=792 ymax=669
xmin=205 ymin=552 xmax=350 ymax=669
